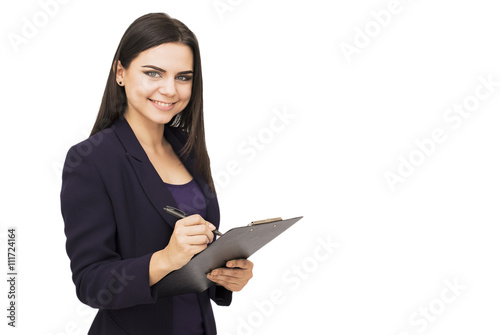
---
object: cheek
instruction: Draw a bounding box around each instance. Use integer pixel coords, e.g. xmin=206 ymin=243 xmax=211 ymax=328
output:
xmin=127 ymin=75 xmax=157 ymax=100
xmin=179 ymin=84 xmax=193 ymax=102
xmin=136 ymin=79 xmax=159 ymax=98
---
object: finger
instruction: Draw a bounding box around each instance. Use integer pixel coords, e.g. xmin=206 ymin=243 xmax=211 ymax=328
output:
xmin=207 ymin=273 xmax=245 ymax=292
xmin=209 ymin=267 xmax=252 ymax=281
xmin=205 ymin=221 xmax=218 ymax=237
xmin=183 ymin=225 xmax=214 ymax=244
xmin=186 ymin=234 xmax=212 ymax=246
xmin=226 ymin=259 xmax=253 ymax=270
xmin=183 ymin=224 xmax=211 ymax=235
xmin=206 ymin=271 xmax=239 ymax=286
xmin=178 ymin=216 xmax=215 ymax=240
xmin=209 ymin=278 xmax=239 ymax=291
xmin=209 ymin=268 xmax=239 ymax=279
xmin=178 ymin=214 xmax=210 ymax=227
xmin=206 ymin=230 xmax=214 ymax=244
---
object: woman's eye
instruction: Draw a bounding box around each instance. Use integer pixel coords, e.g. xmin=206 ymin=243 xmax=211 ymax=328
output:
xmin=176 ymin=75 xmax=192 ymax=81
xmin=145 ymin=71 xmax=161 ymax=78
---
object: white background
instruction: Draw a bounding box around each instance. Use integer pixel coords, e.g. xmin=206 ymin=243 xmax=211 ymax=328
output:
xmin=1 ymin=0 xmax=500 ymax=334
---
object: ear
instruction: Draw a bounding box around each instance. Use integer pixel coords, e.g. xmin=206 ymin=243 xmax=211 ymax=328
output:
xmin=115 ymin=60 xmax=125 ymax=86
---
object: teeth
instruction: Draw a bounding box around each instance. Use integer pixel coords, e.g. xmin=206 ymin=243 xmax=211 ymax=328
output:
xmin=151 ymin=99 xmax=174 ymax=106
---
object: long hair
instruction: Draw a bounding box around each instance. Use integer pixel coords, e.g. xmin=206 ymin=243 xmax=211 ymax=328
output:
xmin=90 ymin=13 xmax=214 ymax=192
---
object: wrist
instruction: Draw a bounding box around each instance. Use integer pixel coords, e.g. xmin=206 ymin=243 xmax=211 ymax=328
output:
xmin=149 ymin=250 xmax=175 ymax=286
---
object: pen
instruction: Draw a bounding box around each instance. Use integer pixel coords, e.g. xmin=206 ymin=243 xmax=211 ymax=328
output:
xmin=163 ymin=206 xmax=223 ymax=237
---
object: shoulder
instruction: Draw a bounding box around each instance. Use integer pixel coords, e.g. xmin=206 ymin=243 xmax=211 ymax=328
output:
xmin=63 ymin=125 xmax=123 ymax=175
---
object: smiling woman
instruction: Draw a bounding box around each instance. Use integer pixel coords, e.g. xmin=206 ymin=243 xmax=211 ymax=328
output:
xmin=61 ymin=13 xmax=253 ymax=335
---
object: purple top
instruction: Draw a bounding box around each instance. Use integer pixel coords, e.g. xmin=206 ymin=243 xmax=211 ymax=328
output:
xmin=165 ymin=179 xmax=207 ymax=335
xmin=165 ymin=179 xmax=207 ymax=219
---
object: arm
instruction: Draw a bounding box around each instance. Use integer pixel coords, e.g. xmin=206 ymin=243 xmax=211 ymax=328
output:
xmin=61 ymin=146 xmax=156 ymax=309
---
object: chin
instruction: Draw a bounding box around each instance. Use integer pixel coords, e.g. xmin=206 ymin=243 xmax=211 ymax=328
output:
xmin=151 ymin=111 xmax=180 ymax=125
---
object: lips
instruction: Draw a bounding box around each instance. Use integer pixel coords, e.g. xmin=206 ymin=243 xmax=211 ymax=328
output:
xmin=148 ymin=98 xmax=176 ymax=107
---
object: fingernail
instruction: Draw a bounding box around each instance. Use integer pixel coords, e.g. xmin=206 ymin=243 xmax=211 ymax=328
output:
xmin=209 ymin=223 xmax=216 ymax=230
xmin=212 ymin=270 xmax=218 ymax=276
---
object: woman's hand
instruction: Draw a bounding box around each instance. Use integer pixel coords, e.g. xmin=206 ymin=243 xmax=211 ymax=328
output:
xmin=150 ymin=215 xmax=215 ymax=286
xmin=163 ymin=214 xmax=215 ymax=271
xmin=207 ymin=259 xmax=254 ymax=292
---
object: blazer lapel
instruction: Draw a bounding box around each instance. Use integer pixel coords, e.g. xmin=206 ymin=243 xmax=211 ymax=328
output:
xmin=112 ymin=117 xmax=178 ymax=229
xmin=111 ymin=117 xmax=219 ymax=229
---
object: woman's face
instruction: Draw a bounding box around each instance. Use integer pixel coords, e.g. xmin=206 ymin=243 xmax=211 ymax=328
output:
xmin=117 ymin=42 xmax=194 ymax=126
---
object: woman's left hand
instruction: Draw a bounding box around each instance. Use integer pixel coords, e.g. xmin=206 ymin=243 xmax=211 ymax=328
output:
xmin=207 ymin=259 xmax=253 ymax=292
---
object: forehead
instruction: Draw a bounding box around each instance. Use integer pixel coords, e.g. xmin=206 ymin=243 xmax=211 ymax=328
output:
xmin=132 ymin=42 xmax=193 ymax=70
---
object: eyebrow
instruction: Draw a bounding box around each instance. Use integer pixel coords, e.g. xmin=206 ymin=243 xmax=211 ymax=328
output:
xmin=142 ymin=65 xmax=193 ymax=75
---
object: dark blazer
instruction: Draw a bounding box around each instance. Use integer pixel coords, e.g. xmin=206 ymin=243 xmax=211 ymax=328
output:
xmin=60 ymin=117 xmax=232 ymax=335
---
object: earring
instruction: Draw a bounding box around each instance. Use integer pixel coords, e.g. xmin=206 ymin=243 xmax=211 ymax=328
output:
xmin=119 ymin=81 xmax=122 ymax=85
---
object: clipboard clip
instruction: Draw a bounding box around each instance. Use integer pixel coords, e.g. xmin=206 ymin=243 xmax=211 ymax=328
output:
xmin=247 ymin=217 xmax=283 ymax=226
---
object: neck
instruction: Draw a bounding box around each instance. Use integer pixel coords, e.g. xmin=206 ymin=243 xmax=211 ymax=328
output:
xmin=124 ymin=111 xmax=166 ymax=152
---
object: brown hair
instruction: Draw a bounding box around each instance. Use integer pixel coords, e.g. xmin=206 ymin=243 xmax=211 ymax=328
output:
xmin=90 ymin=13 xmax=214 ymax=191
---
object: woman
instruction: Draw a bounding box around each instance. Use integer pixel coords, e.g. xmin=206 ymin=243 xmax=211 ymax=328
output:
xmin=60 ymin=13 xmax=253 ymax=335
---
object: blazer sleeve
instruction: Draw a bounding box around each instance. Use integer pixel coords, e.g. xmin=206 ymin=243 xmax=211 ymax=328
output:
xmin=61 ymin=145 xmax=158 ymax=310
xmin=209 ymin=285 xmax=232 ymax=306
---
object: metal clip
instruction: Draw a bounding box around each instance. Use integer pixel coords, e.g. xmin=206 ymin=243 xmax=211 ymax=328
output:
xmin=248 ymin=217 xmax=283 ymax=226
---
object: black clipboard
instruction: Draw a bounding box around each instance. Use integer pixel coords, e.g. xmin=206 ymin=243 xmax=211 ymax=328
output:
xmin=154 ymin=216 xmax=303 ymax=297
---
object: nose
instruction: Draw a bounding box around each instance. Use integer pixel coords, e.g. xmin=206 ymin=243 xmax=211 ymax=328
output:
xmin=159 ymin=77 xmax=176 ymax=96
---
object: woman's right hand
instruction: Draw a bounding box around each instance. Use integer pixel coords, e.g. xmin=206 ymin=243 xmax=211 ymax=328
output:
xmin=162 ymin=214 xmax=215 ymax=271
xmin=149 ymin=214 xmax=215 ymax=286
